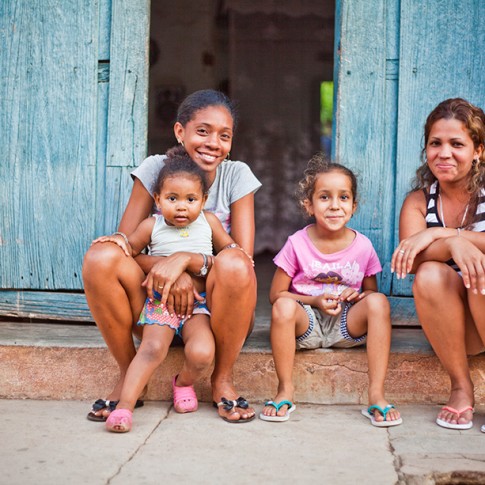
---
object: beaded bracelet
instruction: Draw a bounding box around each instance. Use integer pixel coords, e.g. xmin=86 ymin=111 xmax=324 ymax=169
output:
xmin=113 ymin=231 xmax=129 ymax=246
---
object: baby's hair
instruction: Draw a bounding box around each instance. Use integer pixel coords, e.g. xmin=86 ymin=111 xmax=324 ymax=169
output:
xmin=296 ymin=152 xmax=358 ymax=212
xmin=176 ymin=89 xmax=238 ymax=129
xmin=155 ymin=145 xmax=209 ymax=195
xmin=413 ymin=98 xmax=485 ymax=228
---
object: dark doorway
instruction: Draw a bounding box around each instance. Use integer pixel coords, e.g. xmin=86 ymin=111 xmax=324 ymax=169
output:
xmin=148 ymin=0 xmax=335 ymax=253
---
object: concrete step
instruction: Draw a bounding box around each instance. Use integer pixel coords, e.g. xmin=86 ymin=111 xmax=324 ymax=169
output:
xmin=2 ymin=319 xmax=484 ymax=406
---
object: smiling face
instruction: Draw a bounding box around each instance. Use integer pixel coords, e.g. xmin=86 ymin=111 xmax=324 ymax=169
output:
xmin=154 ymin=174 xmax=207 ymax=228
xmin=426 ymin=118 xmax=482 ymax=186
xmin=304 ymin=170 xmax=356 ymax=233
xmin=173 ymin=105 xmax=234 ymax=182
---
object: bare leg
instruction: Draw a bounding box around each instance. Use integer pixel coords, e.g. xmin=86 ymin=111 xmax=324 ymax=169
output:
xmin=177 ymin=315 xmax=215 ymax=386
xmin=413 ymin=262 xmax=474 ymax=425
xmin=116 ymin=324 xmax=175 ymax=411
xmin=82 ymin=243 xmax=146 ymax=416
xmin=260 ymin=298 xmax=309 ymax=419
xmin=206 ymin=249 xmax=257 ymax=421
xmin=346 ymin=293 xmax=400 ymax=422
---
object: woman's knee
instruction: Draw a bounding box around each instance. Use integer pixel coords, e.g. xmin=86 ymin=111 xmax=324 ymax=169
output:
xmin=212 ymin=249 xmax=254 ymax=287
xmin=413 ymin=262 xmax=454 ymax=298
xmin=82 ymin=243 xmax=123 ymax=283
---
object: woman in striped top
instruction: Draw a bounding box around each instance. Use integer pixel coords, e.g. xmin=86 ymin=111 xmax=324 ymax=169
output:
xmin=391 ymin=98 xmax=485 ymax=431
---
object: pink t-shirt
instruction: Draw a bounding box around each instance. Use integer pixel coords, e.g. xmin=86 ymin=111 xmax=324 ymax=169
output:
xmin=274 ymin=225 xmax=382 ymax=297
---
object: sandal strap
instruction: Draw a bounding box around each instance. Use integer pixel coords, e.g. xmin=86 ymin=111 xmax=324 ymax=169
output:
xmin=91 ymin=399 xmax=119 ymax=412
xmin=367 ymin=404 xmax=395 ymax=420
xmin=217 ymin=396 xmax=249 ymax=411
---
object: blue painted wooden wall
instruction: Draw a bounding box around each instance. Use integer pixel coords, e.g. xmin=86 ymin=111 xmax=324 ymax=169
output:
xmin=0 ymin=0 xmax=149 ymax=319
xmin=335 ymin=0 xmax=485 ymax=297
xmin=0 ymin=0 xmax=483 ymax=319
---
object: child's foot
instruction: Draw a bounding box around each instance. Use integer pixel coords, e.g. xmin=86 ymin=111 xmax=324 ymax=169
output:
xmin=260 ymin=390 xmax=295 ymax=421
xmin=362 ymin=397 xmax=402 ymax=427
xmin=106 ymin=409 xmax=133 ymax=433
xmin=172 ymin=375 xmax=198 ymax=413
xmin=436 ymin=389 xmax=474 ymax=429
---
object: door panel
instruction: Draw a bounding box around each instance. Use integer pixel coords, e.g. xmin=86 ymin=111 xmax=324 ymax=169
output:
xmin=0 ymin=0 xmax=149 ymax=318
xmin=392 ymin=0 xmax=485 ymax=295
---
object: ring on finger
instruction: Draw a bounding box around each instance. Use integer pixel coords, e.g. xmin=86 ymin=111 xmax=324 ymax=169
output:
xmin=158 ymin=284 xmax=164 ymax=289
xmin=399 ymin=250 xmax=405 ymax=254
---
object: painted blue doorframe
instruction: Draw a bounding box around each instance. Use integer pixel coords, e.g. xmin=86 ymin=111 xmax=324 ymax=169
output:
xmin=1 ymin=0 xmax=484 ymax=320
xmin=335 ymin=0 xmax=485 ymax=297
xmin=0 ymin=0 xmax=149 ymax=319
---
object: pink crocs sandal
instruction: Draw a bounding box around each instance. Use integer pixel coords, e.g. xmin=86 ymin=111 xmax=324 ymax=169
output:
xmin=172 ymin=375 xmax=198 ymax=413
xmin=105 ymin=409 xmax=133 ymax=433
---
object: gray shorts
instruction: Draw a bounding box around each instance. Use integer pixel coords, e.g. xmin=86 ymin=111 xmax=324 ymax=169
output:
xmin=295 ymin=301 xmax=366 ymax=349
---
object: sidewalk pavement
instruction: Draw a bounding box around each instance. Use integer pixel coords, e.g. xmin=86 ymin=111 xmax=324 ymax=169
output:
xmin=2 ymin=400 xmax=485 ymax=485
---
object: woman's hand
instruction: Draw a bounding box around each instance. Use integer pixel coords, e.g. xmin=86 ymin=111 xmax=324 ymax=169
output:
xmin=142 ymin=253 xmax=191 ymax=304
xmin=91 ymin=234 xmax=132 ymax=257
xmin=447 ymin=236 xmax=485 ymax=295
xmin=392 ymin=228 xmax=438 ymax=279
xmin=165 ymin=272 xmax=205 ymax=318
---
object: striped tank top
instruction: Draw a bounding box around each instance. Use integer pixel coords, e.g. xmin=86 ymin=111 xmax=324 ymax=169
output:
xmin=425 ymin=181 xmax=485 ymax=270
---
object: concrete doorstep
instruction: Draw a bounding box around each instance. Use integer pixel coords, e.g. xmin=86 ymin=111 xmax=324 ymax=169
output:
xmin=1 ymin=321 xmax=485 ymax=406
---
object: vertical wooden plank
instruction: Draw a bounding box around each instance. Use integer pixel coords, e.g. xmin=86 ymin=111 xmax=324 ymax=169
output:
xmin=335 ymin=0 xmax=396 ymax=292
xmin=392 ymin=0 xmax=485 ymax=295
xmin=0 ymin=0 xmax=98 ymax=290
xmin=103 ymin=0 xmax=150 ymax=234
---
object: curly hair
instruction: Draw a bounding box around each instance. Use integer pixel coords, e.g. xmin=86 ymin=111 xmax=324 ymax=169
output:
xmin=412 ymin=98 xmax=485 ymax=228
xmin=155 ymin=145 xmax=209 ymax=195
xmin=296 ymin=152 xmax=358 ymax=214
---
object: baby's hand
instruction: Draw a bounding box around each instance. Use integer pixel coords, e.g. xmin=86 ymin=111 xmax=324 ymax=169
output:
xmin=316 ymin=293 xmax=342 ymax=316
xmin=91 ymin=234 xmax=132 ymax=257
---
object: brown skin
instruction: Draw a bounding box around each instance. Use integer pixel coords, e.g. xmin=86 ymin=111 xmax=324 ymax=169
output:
xmin=391 ymin=118 xmax=485 ymax=426
xmin=83 ymin=105 xmax=257 ymax=422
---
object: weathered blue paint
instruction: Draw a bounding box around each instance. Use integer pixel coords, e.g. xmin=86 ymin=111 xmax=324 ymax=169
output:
xmin=335 ymin=0 xmax=485 ymax=297
xmin=0 ymin=0 xmax=148 ymax=296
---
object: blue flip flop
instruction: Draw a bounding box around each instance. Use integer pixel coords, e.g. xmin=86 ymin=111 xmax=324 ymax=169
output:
xmin=361 ymin=404 xmax=402 ymax=427
xmin=259 ymin=400 xmax=296 ymax=422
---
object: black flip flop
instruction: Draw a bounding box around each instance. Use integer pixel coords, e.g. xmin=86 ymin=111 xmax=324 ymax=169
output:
xmin=213 ymin=397 xmax=255 ymax=424
xmin=87 ymin=398 xmax=144 ymax=422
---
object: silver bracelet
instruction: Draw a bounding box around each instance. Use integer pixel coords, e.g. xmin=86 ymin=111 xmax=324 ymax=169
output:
xmin=113 ymin=231 xmax=129 ymax=246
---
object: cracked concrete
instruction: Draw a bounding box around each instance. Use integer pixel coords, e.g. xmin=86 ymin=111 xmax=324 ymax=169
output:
xmin=2 ymin=401 xmax=485 ymax=485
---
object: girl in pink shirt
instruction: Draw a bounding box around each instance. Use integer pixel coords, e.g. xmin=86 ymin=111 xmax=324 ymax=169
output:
xmin=260 ymin=153 xmax=402 ymax=427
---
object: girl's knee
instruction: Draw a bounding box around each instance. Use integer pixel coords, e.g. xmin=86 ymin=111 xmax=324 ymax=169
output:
xmin=185 ymin=344 xmax=215 ymax=371
xmin=138 ymin=338 xmax=170 ymax=364
xmin=272 ymin=297 xmax=299 ymax=323
xmin=364 ymin=292 xmax=390 ymax=319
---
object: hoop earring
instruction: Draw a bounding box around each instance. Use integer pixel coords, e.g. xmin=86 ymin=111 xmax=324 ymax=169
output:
xmin=224 ymin=152 xmax=231 ymax=161
xmin=177 ymin=139 xmax=185 ymax=147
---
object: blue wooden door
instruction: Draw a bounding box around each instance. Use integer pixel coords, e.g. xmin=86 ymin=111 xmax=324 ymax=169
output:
xmin=335 ymin=0 xmax=485 ymax=297
xmin=0 ymin=0 xmax=149 ymax=319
